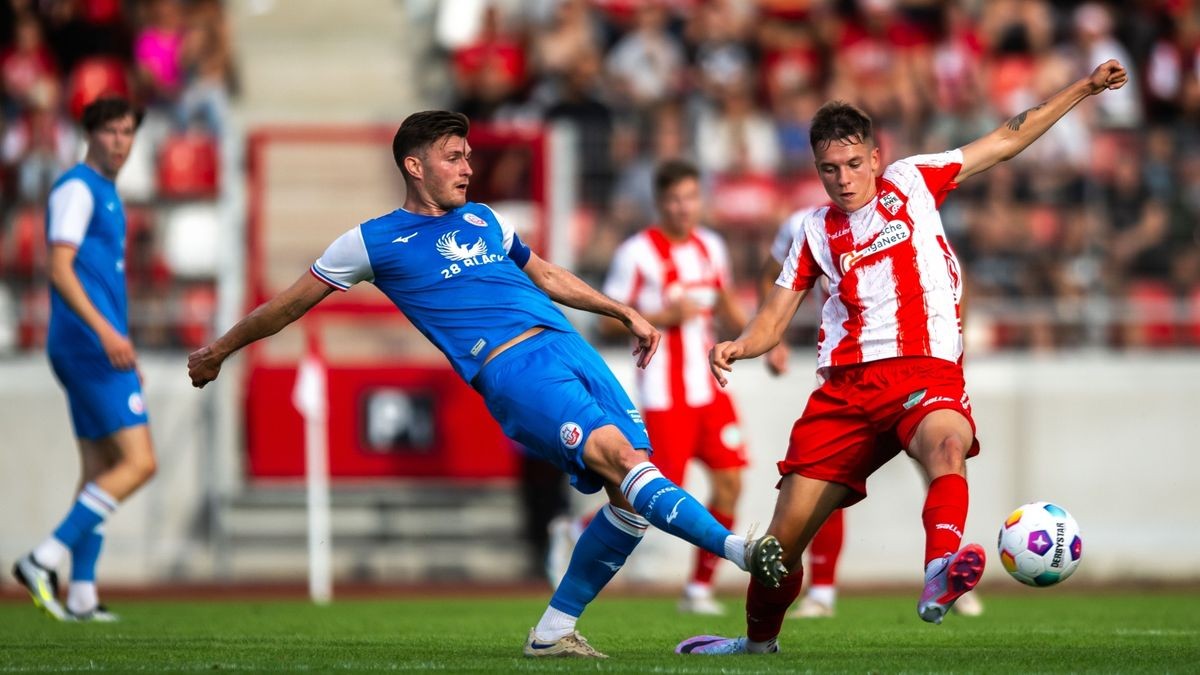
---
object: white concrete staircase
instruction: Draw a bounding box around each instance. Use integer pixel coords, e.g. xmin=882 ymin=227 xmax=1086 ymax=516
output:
xmin=231 ymin=0 xmax=436 ymax=124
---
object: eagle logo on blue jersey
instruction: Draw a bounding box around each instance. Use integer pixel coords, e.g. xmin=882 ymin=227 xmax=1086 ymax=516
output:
xmin=436 ymin=230 xmax=488 ymax=261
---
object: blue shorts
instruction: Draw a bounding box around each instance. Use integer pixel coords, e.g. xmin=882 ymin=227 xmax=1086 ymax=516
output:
xmin=474 ymin=329 xmax=651 ymax=494
xmin=49 ymin=355 xmax=149 ymax=440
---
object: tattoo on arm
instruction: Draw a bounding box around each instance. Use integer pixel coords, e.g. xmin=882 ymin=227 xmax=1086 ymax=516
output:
xmin=1006 ymin=102 xmax=1046 ymax=131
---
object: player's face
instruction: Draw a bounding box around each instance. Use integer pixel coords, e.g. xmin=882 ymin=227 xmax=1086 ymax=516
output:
xmin=87 ymin=114 xmax=136 ymax=179
xmin=423 ymin=135 xmax=473 ymax=210
xmin=656 ymin=177 xmax=701 ymax=236
xmin=815 ymin=139 xmax=880 ymax=213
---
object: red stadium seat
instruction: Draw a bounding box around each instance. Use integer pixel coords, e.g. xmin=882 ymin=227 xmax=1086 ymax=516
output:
xmin=67 ymin=57 xmax=132 ymax=121
xmin=1188 ymin=287 xmax=1200 ymax=346
xmin=157 ymin=134 xmax=219 ymax=199
xmin=710 ymin=172 xmax=782 ymax=229
xmin=1125 ymin=281 xmax=1176 ymax=348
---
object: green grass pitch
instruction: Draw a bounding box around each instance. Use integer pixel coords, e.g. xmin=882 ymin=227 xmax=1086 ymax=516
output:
xmin=1 ymin=591 xmax=1198 ymax=672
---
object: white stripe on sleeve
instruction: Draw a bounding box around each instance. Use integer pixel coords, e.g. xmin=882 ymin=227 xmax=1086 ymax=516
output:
xmin=480 ymin=203 xmax=515 ymax=252
xmin=312 ymin=226 xmax=373 ymax=290
xmin=47 ymin=179 xmax=94 ymax=247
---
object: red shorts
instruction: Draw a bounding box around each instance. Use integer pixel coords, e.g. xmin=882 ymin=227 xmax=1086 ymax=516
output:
xmin=779 ymin=356 xmax=980 ymax=506
xmin=644 ymin=388 xmax=748 ymax=485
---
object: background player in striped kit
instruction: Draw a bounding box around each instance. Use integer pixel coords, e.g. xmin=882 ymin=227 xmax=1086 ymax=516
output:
xmin=679 ymin=59 xmax=1128 ymax=656
xmin=561 ymin=159 xmax=750 ymax=615
xmin=12 ymin=98 xmax=155 ymax=623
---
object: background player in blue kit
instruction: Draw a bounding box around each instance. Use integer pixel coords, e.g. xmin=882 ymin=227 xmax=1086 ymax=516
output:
xmin=186 ymin=110 xmax=786 ymax=658
xmin=12 ymin=98 xmax=158 ymax=622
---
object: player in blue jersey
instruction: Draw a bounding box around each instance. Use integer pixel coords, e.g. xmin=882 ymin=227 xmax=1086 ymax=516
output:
xmin=12 ymin=98 xmax=155 ymax=623
xmin=187 ymin=110 xmax=786 ymax=658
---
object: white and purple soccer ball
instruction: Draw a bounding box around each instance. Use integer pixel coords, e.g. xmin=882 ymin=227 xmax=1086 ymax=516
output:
xmin=997 ymin=501 xmax=1083 ymax=587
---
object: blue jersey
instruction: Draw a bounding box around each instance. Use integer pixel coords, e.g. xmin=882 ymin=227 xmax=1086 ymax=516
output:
xmin=45 ymin=163 xmax=128 ymax=360
xmin=311 ymin=202 xmax=578 ymax=383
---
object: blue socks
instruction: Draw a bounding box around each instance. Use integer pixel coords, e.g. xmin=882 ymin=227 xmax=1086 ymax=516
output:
xmin=54 ymin=483 xmax=116 ymax=549
xmin=620 ymin=462 xmax=732 ymax=558
xmin=533 ymin=463 xmax=743 ymax=642
xmin=548 ymin=505 xmax=646 ymax=617
xmin=33 ymin=483 xmax=117 ymax=570
xmin=71 ymin=525 xmax=105 ymax=583
xmin=536 ymin=505 xmax=646 ymax=640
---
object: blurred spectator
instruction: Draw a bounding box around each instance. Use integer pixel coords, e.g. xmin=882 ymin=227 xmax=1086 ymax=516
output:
xmin=772 ymin=85 xmax=821 ymax=175
xmin=134 ymin=0 xmax=186 ymax=110
xmin=177 ymin=0 xmax=233 ymax=135
xmin=531 ymin=0 xmax=603 ymax=79
xmin=694 ymin=79 xmax=779 ymax=175
xmin=1072 ymin=2 xmax=1141 ymax=128
xmin=1 ymin=83 xmax=76 ymax=202
xmin=756 ymin=9 xmax=822 ymax=110
xmin=40 ymin=0 xmax=131 ymax=76
xmin=604 ymin=2 xmax=684 ymax=109
xmin=610 ymin=100 xmax=687 ymax=231
xmin=685 ymin=0 xmax=754 ymax=103
xmin=930 ymin=3 xmax=985 ymax=119
xmin=1104 ymin=152 xmax=1171 ymax=288
xmin=543 ymin=49 xmax=615 ymax=211
xmin=2 ymin=12 xmax=57 ymax=117
xmin=452 ymin=4 xmax=527 ymax=122
xmin=979 ymin=0 xmax=1054 ymax=118
xmin=824 ymin=2 xmax=906 ymax=126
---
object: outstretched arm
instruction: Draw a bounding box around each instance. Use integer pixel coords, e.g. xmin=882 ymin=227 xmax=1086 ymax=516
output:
xmin=956 ymin=60 xmax=1128 ymax=183
xmin=188 ymin=272 xmax=334 ymax=388
xmin=710 ymin=284 xmax=807 ymax=387
xmin=523 ymin=250 xmax=660 ymax=368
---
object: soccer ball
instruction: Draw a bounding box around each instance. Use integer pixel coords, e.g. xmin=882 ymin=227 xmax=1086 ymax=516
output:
xmin=997 ymin=502 xmax=1082 ymax=587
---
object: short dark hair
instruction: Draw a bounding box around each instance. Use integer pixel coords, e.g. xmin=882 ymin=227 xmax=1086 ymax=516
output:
xmin=653 ymin=158 xmax=700 ymax=199
xmin=810 ymin=101 xmax=873 ymax=152
xmin=81 ymin=96 xmax=141 ymax=133
xmin=392 ymin=110 xmax=470 ymax=178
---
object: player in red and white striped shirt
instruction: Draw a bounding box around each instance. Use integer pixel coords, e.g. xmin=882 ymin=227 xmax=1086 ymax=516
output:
xmin=603 ymin=159 xmax=749 ymax=614
xmin=680 ymin=60 xmax=1128 ymax=656
xmin=759 ymin=205 xmax=984 ymax=621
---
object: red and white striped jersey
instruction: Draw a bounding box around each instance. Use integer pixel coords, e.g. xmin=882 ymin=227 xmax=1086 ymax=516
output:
xmin=776 ymin=150 xmax=966 ymax=371
xmin=604 ymin=227 xmax=732 ymax=410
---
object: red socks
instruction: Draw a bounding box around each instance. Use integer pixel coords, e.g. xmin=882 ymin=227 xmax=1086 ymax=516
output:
xmin=746 ymin=568 xmax=804 ymax=642
xmin=809 ymin=508 xmax=844 ymax=586
xmin=691 ymin=509 xmax=734 ymax=586
xmin=922 ymin=474 xmax=969 ymax=565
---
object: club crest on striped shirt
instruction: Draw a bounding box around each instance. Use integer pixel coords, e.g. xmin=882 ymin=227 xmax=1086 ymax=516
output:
xmin=879 ymin=190 xmax=904 ymax=215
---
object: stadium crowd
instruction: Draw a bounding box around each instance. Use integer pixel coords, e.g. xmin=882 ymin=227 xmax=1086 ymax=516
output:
xmin=0 ymin=0 xmax=232 ymax=353
xmin=442 ymin=0 xmax=1200 ymax=350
